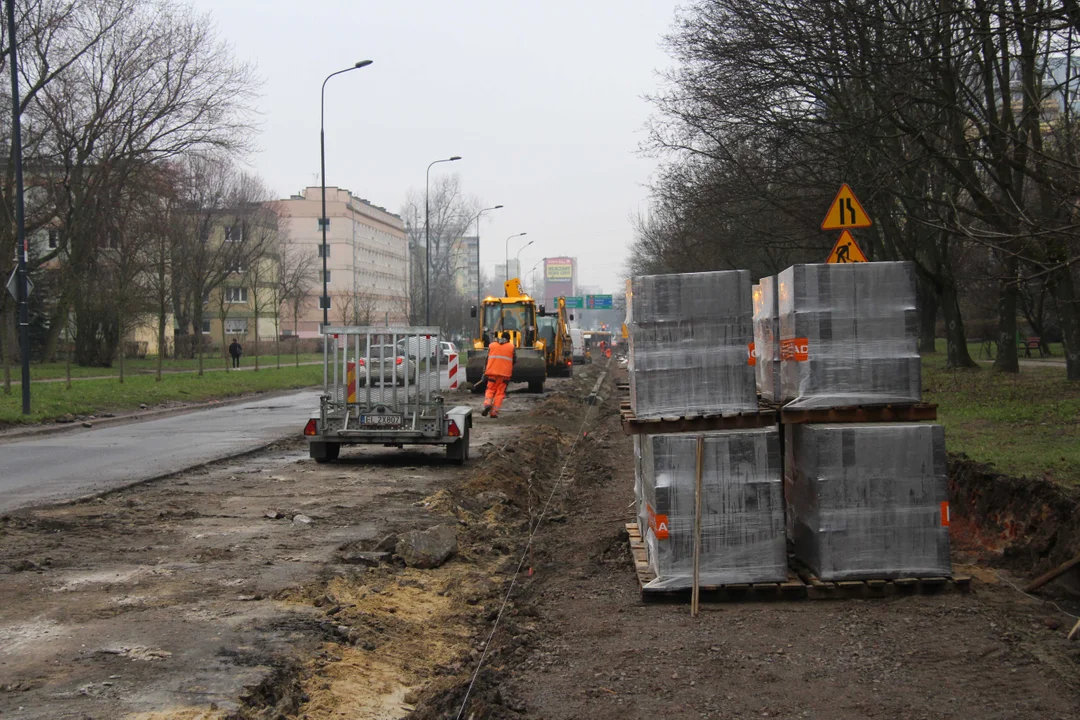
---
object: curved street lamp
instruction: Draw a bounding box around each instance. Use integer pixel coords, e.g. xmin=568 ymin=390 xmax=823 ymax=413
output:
xmin=472 ymin=205 xmax=503 ymax=312
xmin=504 ymin=233 xmax=528 ymax=282
xmin=425 ymin=156 xmax=462 ymax=325
xmin=320 ymin=60 xmax=373 ymax=331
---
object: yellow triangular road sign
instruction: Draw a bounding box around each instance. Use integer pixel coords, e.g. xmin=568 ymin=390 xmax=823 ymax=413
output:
xmin=821 ymin=184 xmax=872 ymax=230
xmin=827 ymin=230 xmax=869 ymax=263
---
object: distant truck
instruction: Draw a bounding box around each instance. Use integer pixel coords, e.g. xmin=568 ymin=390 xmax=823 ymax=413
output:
xmin=570 ymin=328 xmax=587 ymax=365
xmin=304 ymin=326 xmax=472 ymax=464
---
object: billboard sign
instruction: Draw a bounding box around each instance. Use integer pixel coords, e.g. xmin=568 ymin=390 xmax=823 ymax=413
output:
xmin=546 ymin=259 xmax=573 ymax=281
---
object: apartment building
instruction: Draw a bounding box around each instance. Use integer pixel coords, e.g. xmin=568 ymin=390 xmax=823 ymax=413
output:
xmin=276 ymin=187 xmax=409 ymax=336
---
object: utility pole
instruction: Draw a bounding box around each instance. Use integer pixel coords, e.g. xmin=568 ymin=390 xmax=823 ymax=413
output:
xmin=7 ymin=0 xmax=30 ymax=414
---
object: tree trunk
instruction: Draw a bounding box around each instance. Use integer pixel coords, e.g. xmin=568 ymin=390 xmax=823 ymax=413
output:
xmin=917 ymin=275 xmax=938 ymax=353
xmin=66 ymin=332 xmax=72 ymax=390
xmin=42 ymin=297 xmax=70 ymax=363
xmin=274 ymin=316 xmax=280 ymax=369
xmin=221 ymin=322 xmax=229 ymax=372
xmin=254 ymin=313 xmax=260 ymax=372
xmin=1 ymin=306 xmax=10 ymax=394
xmin=942 ymin=280 xmax=978 ymax=369
xmin=1049 ymin=267 xmax=1080 ymax=381
xmin=157 ymin=307 xmax=166 ymax=382
xmin=118 ymin=310 xmax=125 ymax=384
xmin=993 ymin=254 xmax=1020 ymax=373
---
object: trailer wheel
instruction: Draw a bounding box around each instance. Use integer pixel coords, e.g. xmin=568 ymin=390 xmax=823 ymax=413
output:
xmin=528 ymin=381 xmax=544 ymax=393
xmin=311 ymin=442 xmax=340 ymax=464
xmin=446 ymin=428 xmax=469 ymax=465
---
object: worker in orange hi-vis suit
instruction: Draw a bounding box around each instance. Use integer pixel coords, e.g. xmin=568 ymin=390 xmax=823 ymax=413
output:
xmin=481 ymin=332 xmax=516 ymax=418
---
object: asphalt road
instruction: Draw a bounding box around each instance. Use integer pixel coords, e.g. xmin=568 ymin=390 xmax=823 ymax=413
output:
xmin=0 ymin=391 xmax=321 ymax=513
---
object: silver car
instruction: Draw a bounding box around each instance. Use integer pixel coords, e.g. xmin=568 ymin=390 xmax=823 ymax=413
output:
xmin=356 ymin=345 xmax=416 ymax=387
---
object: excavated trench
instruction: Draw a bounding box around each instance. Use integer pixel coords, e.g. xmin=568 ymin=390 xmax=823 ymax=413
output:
xmin=227 ymin=374 xmax=608 ymax=720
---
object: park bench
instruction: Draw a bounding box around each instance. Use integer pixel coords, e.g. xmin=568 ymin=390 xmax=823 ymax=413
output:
xmin=1019 ymin=336 xmax=1045 ymax=358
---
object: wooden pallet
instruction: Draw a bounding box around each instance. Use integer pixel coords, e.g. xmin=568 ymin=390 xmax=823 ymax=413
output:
xmin=627 ymin=523 xmax=808 ymax=602
xmin=795 ymin=566 xmax=971 ymax=599
xmin=780 ymin=402 xmax=938 ymax=425
xmin=619 ymin=402 xmax=778 ymax=436
xmin=626 ymin=523 xmax=971 ymax=603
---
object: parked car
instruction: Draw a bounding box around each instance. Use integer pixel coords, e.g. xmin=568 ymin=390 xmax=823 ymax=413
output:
xmin=356 ymin=345 xmax=416 ymax=387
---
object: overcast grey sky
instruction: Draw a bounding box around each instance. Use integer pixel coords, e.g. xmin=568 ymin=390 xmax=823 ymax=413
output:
xmin=189 ymin=0 xmax=679 ymax=293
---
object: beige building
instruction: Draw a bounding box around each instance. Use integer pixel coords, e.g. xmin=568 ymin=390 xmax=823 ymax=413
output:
xmin=276 ymin=187 xmax=409 ymax=336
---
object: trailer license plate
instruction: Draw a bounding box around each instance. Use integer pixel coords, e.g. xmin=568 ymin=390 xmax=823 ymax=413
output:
xmin=360 ymin=414 xmax=402 ymax=427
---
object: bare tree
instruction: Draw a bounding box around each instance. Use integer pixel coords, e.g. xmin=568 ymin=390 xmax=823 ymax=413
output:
xmin=274 ymin=243 xmax=316 ymax=368
xmin=31 ymin=0 xmax=258 ymax=368
xmin=400 ymin=175 xmax=480 ymax=330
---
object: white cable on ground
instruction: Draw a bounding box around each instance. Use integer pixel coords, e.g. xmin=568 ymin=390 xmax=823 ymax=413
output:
xmin=455 ymin=363 xmax=609 ymax=719
xmin=993 ymin=569 xmax=1079 ymax=620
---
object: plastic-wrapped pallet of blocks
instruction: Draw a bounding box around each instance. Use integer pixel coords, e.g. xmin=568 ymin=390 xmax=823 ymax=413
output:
xmin=637 ymin=427 xmax=787 ymax=589
xmin=786 ymin=423 xmax=951 ymax=581
xmin=630 ymin=270 xmax=757 ymax=419
xmin=777 ymin=261 xmax=921 ymax=409
xmin=752 ymin=276 xmax=782 ymax=402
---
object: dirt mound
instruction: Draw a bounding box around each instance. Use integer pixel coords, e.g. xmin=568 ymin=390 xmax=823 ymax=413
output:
xmin=949 ymin=453 xmax=1080 ymax=579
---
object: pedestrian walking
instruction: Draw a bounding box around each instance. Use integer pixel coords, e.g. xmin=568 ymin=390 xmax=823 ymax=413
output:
xmin=229 ymin=338 xmax=243 ymax=369
xmin=481 ymin=332 xmax=515 ymax=418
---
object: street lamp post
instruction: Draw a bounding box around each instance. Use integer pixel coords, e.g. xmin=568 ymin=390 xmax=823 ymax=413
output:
xmin=425 ymin=156 xmax=462 ymax=325
xmin=6 ymin=0 xmax=30 ymax=414
xmin=320 ymin=60 xmax=372 ymax=331
xmin=515 ymin=241 xmax=534 ymax=289
xmin=473 ymin=205 xmax=503 ymax=314
xmin=504 ymin=233 xmax=528 ymax=282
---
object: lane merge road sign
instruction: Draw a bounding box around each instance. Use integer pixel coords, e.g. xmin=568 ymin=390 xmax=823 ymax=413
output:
xmin=821 ymin=183 xmax=872 ymax=231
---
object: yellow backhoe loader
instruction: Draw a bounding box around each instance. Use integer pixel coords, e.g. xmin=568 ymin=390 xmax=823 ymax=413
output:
xmin=537 ymin=296 xmax=574 ymax=377
xmin=466 ymin=278 xmax=547 ymax=393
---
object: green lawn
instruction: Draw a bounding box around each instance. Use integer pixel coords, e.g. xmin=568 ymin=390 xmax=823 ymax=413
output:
xmin=931 ymin=337 xmax=1066 ymax=362
xmin=2 ymin=353 xmax=323 ymax=381
xmin=0 ymin=364 xmax=322 ymax=426
xmin=922 ymin=350 xmax=1080 ymax=486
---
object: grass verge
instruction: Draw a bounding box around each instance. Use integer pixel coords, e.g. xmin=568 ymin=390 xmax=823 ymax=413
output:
xmin=922 ymin=352 xmax=1080 ymax=486
xmin=4 ymin=353 xmax=323 ymax=381
xmin=0 ymin=364 xmax=322 ymax=426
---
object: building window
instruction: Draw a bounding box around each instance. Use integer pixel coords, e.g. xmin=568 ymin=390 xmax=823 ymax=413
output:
xmin=224 ymin=318 xmax=248 ymax=335
xmin=225 ymin=287 xmax=248 ymax=303
xmin=201 ymin=318 xmax=211 ymax=334
xmin=224 ymin=225 xmax=242 ymax=242
xmin=320 ymin=270 xmax=331 ymax=283
xmin=318 ymin=244 xmax=329 ymax=258
xmin=48 ymin=229 xmax=60 ymax=249
xmin=228 ymin=260 xmax=245 ymax=274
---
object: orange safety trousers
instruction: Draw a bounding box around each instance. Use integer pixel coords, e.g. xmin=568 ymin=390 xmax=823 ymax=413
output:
xmin=484 ymin=376 xmax=509 ymax=412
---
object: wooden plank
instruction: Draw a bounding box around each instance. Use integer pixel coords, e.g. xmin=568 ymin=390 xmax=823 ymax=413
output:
xmin=621 ymin=410 xmax=779 ymax=436
xmin=780 ymin=402 xmax=937 ymax=425
xmin=1024 ymin=552 xmax=1080 ymax=593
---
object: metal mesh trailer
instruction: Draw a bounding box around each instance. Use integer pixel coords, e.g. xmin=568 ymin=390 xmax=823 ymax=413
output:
xmin=305 ymin=326 xmax=472 ymax=464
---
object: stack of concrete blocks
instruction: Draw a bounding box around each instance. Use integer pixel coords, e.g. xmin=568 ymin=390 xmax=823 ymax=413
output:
xmin=629 ymin=270 xmax=757 ymax=419
xmin=778 ymin=261 xmax=921 ymax=410
xmin=777 ymin=261 xmax=950 ymax=580
xmin=752 ymin=276 xmax=782 ymax=402
xmin=636 ymin=428 xmax=787 ymax=589
xmin=630 ymin=271 xmax=784 ymax=588
xmin=786 ymin=423 xmax=951 ymax=580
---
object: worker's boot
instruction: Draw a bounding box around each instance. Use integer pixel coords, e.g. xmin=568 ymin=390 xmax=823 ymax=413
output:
xmin=481 ymin=404 xmax=492 ymax=417
xmin=489 ymin=410 xmax=499 ymax=418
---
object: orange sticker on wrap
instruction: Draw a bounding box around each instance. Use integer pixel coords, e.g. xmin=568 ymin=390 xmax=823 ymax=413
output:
xmin=646 ymin=504 xmax=670 ymax=540
xmin=747 ymin=342 xmax=756 ymax=366
xmin=780 ymin=337 xmax=809 ymax=362
xmin=940 ymin=501 xmax=950 ymax=527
